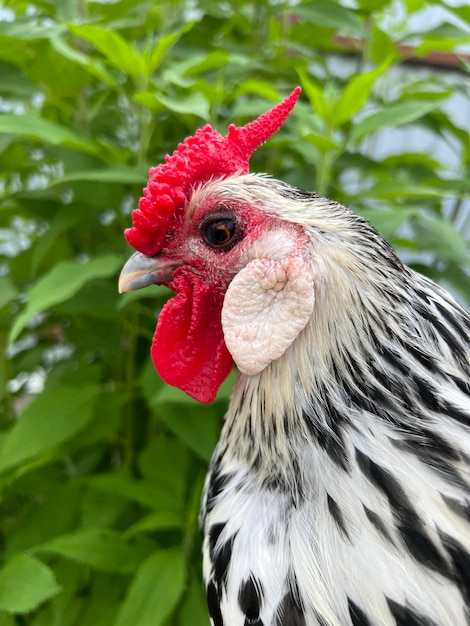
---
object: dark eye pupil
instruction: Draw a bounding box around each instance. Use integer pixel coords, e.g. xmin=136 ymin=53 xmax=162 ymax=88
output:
xmin=205 ymin=219 xmax=236 ymax=247
xmin=200 ymin=211 xmax=243 ymax=252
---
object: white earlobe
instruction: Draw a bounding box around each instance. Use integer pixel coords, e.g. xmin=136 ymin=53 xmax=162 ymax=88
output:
xmin=221 ymin=257 xmax=315 ymax=375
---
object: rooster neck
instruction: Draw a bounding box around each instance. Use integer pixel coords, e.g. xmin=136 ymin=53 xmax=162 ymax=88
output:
xmin=216 ymin=268 xmax=470 ymax=494
xmin=200 ymin=270 xmax=470 ymax=626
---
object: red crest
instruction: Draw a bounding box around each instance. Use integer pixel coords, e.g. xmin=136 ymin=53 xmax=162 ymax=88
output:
xmin=125 ymin=87 xmax=301 ymax=256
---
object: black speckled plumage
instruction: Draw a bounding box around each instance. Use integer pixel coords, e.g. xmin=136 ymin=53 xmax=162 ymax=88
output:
xmin=197 ymin=176 xmax=470 ymax=625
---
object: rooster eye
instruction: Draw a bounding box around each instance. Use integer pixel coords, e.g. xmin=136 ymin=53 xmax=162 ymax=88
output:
xmin=200 ymin=215 xmax=241 ymax=251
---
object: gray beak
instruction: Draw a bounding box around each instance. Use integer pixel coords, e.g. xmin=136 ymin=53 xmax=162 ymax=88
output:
xmin=118 ymin=251 xmax=182 ymax=293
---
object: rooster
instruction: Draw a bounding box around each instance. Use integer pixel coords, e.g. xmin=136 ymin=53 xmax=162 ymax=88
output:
xmin=119 ymin=88 xmax=470 ymax=626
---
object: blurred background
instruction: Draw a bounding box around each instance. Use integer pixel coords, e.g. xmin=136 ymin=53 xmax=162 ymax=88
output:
xmin=0 ymin=1 xmax=469 ymax=624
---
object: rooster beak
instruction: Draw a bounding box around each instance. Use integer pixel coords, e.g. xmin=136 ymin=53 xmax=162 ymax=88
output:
xmin=118 ymin=251 xmax=182 ymax=293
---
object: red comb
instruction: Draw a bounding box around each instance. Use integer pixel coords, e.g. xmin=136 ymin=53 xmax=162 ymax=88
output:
xmin=125 ymin=87 xmax=301 ymax=256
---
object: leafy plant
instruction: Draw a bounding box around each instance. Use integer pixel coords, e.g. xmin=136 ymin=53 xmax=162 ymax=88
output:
xmin=0 ymin=1 xmax=469 ymax=624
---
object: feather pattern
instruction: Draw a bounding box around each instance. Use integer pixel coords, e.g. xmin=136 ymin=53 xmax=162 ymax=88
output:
xmin=199 ymin=174 xmax=470 ymax=626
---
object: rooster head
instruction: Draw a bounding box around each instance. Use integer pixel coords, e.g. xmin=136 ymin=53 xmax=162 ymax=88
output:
xmin=119 ymin=88 xmax=314 ymax=403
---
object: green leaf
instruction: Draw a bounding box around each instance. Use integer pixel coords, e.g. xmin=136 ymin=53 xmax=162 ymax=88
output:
xmin=178 ymin=577 xmax=209 ymax=626
xmin=67 ymin=24 xmax=143 ymax=79
xmin=123 ymin=510 xmax=184 ymax=539
xmin=0 ymin=63 xmax=36 ymax=98
xmin=234 ymin=79 xmax=282 ymax=102
xmin=433 ymin=264 xmax=470 ymax=304
xmin=0 ymin=555 xmax=60 ymax=614
xmin=304 ymin=132 xmax=341 ymax=153
xmin=139 ymin=436 xmax=190 ymax=503
xmin=359 ymin=208 xmax=418 ymax=240
xmin=171 ymin=50 xmax=229 ymax=78
xmin=146 ymin=21 xmax=197 ymax=73
xmin=72 ymin=391 xmax=128 ymax=448
xmin=133 ymin=91 xmax=210 ymax=119
xmin=6 ymin=482 xmax=82 ymax=556
xmin=369 ymin=23 xmax=399 ymax=65
xmin=331 ymin=60 xmax=392 ymax=127
xmin=402 ymin=0 xmax=427 ymax=10
xmin=356 ymin=0 xmax=394 ymax=12
xmin=295 ymin=2 xmax=364 ymax=34
xmin=0 ymin=277 xmax=17 ymax=309
xmin=0 ymin=611 xmax=15 ymax=625
xmin=114 ymin=549 xmax=186 ymax=626
xmin=152 ymin=383 xmax=204 ymax=407
xmin=9 ymin=254 xmax=121 ymax=343
xmin=416 ymin=216 xmax=469 ymax=264
xmin=297 ymin=70 xmax=331 ymax=120
xmin=414 ymin=21 xmax=470 ymax=41
xmin=34 ymin=528 xmax=149 ymax=573
xmin=356 ymin=180 xmax=444 ymax=200
xmin=49 ymin=165 xmax=147 ymax=185
xmin=450 ymin=4 xmax=470 ymax=22
xmin=417 ymin=38 xmax=469 ymax=55
xmin=350 ymin=100 xmax=445 ymax=143
xmin=117 ymin=285 xmax=172 ymax=311
xmin=0 ymin=114 xmax=99 ymax=155
xmin=87 ymin=473 xmax=181 ymax=512
xmin=375 ymin=174 xmax=469 ymax=200
xmin=31 ymin=208 xmax=80 ymax=274
xmin=0 ymin=385 xmax=99 ymax=473
xmin=0 ymin=18 xmax=64 ymax=41
xmin=50 ymin=36 xmax=118 ymax=87
xmin=459 ymin=56 xmax=470 ymax=74
xmin=157 ymin=399 xmax=221 ymax=462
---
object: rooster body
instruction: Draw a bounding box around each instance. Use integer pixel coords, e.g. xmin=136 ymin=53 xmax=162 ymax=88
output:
xmin=119 ymin=91 xmax=470 ymax=626
xmin=198 ymin=176 xmax=470 ymax=626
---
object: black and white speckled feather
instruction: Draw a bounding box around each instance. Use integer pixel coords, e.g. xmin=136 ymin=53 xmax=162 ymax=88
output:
xmin=198 ymin=175 xmax=470 ymax=626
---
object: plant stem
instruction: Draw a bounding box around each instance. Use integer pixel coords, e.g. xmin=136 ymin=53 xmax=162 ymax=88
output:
xmin=316 ymin=147 xmax=335 ymax=197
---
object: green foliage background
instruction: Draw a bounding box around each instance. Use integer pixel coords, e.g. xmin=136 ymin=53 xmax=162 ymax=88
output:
xmin=0 ymin=0 xmax=469 ymax=624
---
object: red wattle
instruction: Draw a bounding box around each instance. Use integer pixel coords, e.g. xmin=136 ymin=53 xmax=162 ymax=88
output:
xmin=151 ymin=276 xmax=233 ymax=403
